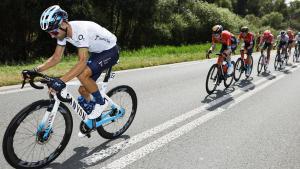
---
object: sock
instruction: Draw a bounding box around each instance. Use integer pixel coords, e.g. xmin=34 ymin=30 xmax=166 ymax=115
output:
xmin=91 ymin=90 xmax=105 ymax=105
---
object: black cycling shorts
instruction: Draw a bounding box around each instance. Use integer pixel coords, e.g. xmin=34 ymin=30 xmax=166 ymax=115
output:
xmin=87 ymin=45 xmax=119 ymax=81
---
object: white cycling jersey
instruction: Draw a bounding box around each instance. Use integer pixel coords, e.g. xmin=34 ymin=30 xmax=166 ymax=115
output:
xmin=276 ymin=34 xmax=289 ymax=43
xmin=57 ymin=21 xmax=117 ymax=53
xmin=295 ymin=35 xmax=300 ymax=42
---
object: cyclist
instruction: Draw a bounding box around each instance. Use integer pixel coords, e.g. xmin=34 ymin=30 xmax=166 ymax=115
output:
xmin=275 ymin=30 xmax=289 ymax=62
xmin=206 ymin=25 xmax=237 ymax=75
xmin=255 ymin=32 xmax=262 ymax=52
xmin=287 ymin=29 xmax=295 ymax=60
xmin=28 ymin=5 xmax=119 ymax=136
xmin=259 ymin=30 xmax=274 ymax=68
xmin=295 ymin=32 xmax=300 ymax=59
xmin=238 ymin=26 xmax=255 ymax=76
xmin=295 ymin=32 xmax=300 ymax=53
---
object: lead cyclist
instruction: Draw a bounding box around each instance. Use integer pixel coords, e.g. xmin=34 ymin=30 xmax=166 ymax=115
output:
xmin=27 ymin=5 xmax=119 ymax=137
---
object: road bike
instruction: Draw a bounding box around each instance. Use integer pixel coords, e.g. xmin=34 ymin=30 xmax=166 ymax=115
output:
xmin=274 ymin=47 xmax=288 ymax=70
xmin=2 ymin=67 xmax=137 ymax=168
xmin=257 ymin=50 xmax=269 ymax=75
xmin=233 ymin=49 xmax=253 ymax=81
xmin=206 ymin=53 xmax=234 ymax=95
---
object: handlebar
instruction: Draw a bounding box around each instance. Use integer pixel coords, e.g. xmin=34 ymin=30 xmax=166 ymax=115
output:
xmin=21 ymin=70 xmax=71 ymax=103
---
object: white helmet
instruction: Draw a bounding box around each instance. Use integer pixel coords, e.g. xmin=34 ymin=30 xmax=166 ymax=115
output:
xmin=40 ymin=5 xmax=68 ymax=31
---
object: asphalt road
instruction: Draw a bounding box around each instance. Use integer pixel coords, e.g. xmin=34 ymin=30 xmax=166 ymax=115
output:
xmin=0 ymin=50 xmax=300 ymax=169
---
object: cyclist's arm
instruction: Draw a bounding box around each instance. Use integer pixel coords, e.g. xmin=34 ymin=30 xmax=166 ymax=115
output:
xmin=36 ymin=45 xmax=65 ymax=72
xmin=60 ymin=47 xmax=89 ymax=82
xmin=209 ymin=36 xmax=216 ymax=52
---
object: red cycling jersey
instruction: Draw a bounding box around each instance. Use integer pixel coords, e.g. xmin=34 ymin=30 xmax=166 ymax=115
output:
xmin=238 ymin=32 xmax=254 ymax=44
xmin=212 ymin=30 xmax=232 ymax=46
xmin=260 ymin=33 xmax=274 ymax=44
xmin=287 ymin=32 xmax=294 ymax=41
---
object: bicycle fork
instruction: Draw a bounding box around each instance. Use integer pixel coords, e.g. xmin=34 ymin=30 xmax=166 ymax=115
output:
xmin=37 ymin=95 xmax=60 ymax=141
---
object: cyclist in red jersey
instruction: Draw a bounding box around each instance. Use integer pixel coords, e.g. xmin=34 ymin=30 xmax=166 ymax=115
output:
xmin=238 ymin=26 xmax=255 ymax=76
xmin=287 ymin=29 xmax=295 ymax=61
xmin=255 ymin=32 xmax=262 ymax=52
xmin=259 ymin=30 xmax=274 ymax=67
xmin=207 ymin=25 xmax=237 ymax=75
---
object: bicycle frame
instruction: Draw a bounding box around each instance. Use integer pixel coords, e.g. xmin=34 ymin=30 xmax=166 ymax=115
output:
xmin=37 ymin=68 xmax=125 ymax=137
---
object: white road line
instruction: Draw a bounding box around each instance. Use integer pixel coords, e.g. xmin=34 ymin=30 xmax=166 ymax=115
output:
xmin=100 ymin=64 xmax=299 ymax=169
xmin=81 ymin=63 xmax=299 ymax=166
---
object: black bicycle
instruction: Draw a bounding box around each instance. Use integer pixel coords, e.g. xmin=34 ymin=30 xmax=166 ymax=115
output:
xmin=2 ymin=67 xmax=137 ymax=168
xmin=206 ymin=53 xmax=234 ymax=95
xmin=234 ymin=50 xmax=253 ymax=81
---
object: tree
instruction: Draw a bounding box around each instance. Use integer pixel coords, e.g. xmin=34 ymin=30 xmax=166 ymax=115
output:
xmin=261 ymin=12 xmax=284 ymax=30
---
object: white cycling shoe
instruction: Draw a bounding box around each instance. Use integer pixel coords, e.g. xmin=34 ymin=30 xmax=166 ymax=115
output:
xmin=87 ymin=101 xmax=109 ymax=119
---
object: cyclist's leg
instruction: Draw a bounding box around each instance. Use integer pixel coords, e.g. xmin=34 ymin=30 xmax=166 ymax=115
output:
xmin=78 ymin=86 xmax=92 ymax=101
xmin=78 ymin=46 xmax=119 ymax=113
xmin=266 ymin=43 xmax=272 ymax=64
xmin=288 ymin=41 xmax=293 ymax=56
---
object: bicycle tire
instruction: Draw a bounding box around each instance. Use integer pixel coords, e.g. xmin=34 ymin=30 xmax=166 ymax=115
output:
xmin=224 ymin=61 xmax=234 ymax=88
xmin=97 ymin=85 xmax=137 ymax=139
xmin=2 ymin=100 xmax=73 ymax=169
xmin=233 ymin=58 xmax=243 ymax=81
xmin=205 ymin=64 xmax=219 ymax=95
xmin=257 ymin=55 xmax=264 ymax=75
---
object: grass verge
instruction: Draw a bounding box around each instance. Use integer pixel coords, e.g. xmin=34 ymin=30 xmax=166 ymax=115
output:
xmin=0 ymin=43 xmax=215 ymax=87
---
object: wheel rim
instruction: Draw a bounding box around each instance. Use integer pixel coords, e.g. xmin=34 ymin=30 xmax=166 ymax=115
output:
xmin=257 ymin=56 xmax=263 ymax=74
xmin=234 ymin=59 xmax=243 ymax=81
xmin=206 ymin=65 xmax=219 ymax=94
xmin=100 ymin=88 xmax=136 ymax=136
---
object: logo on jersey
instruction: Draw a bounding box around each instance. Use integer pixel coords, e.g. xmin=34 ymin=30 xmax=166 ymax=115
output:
xmin=78 ymin=34 xmax=84 ymax=40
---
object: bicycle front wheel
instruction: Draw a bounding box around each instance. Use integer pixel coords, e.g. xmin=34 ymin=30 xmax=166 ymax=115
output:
xmin=2 ymin=100 xmax=73 ymax=169
xmin=97 ymin=85 xmax=137 ymax=139
xmin=206 ymin=64 xmax=219 ymax=95
xmin=257 ymin=55 xmax=264 ymax=75
xmin=233 ymin=58 xmax=243 ymax=81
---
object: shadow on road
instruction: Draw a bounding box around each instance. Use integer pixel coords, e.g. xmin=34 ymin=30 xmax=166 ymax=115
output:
xmin=48 ymin=135 xmax=130 ymax=169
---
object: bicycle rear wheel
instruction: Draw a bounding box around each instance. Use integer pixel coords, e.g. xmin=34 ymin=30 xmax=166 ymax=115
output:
xmin=233 ymin=58 xmax=243 ymax=81
xmin=224 ymin=61 xmax=234 ymax=88
xmin=257 ymin=55 xmax=264 ymax=75
xmin=97 ymin=85 xmax=137 ymax=139
xmin=2 ymin=100 xmax=73 ymax=169
xmin=205 ymin=64 xmax=219 ymax=95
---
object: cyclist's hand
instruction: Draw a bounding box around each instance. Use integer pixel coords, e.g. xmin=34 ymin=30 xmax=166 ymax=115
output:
xmin=22 ymin=69 xmax=37 ymax=79
xmin=49 ymin=78 xmax=66 ymax=92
